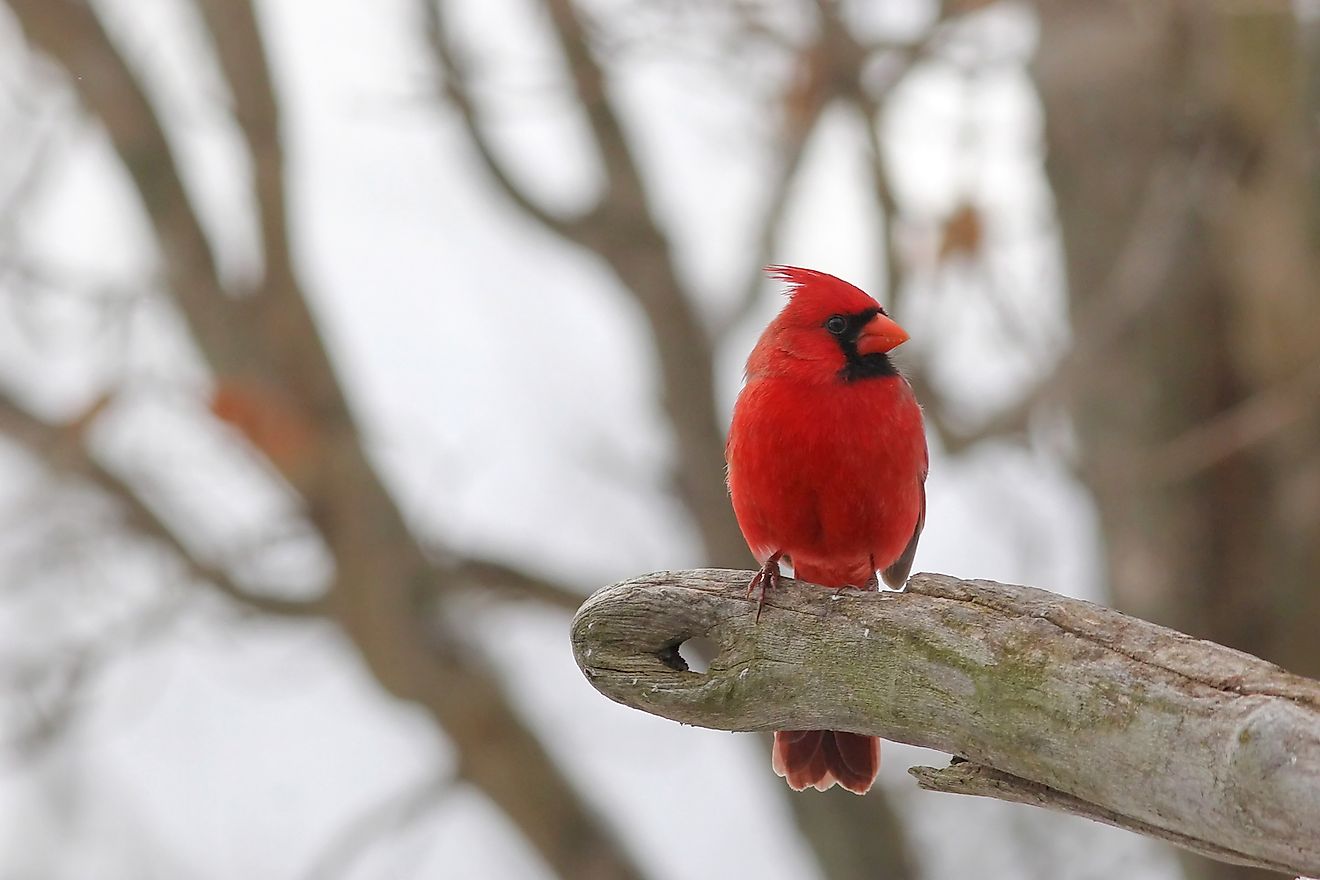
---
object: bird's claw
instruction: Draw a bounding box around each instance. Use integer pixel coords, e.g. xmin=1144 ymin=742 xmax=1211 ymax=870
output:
xmin=747 ymin=553 xmax=782 ymax=622
xmin=864 ymin=568 xmax=880 ymax=592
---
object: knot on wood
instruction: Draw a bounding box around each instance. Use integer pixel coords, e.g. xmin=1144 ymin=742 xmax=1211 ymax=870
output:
xmin=1226 ymin=700 xmax=1320 ymax=839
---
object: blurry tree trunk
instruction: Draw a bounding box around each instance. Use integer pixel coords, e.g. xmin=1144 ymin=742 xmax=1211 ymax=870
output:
xmin=1033 ymin=3 xmax=1320 ymax=880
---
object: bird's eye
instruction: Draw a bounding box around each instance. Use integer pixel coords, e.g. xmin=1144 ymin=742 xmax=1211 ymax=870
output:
xmin=825 ymin=315 xmax=847 ymax=335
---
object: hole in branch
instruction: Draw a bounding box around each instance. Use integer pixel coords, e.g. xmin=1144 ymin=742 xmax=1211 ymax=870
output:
xmin=656 ymin=642 xmax=687 ymax=672
xmin=676 ymin=637 xmax=715 ymax=674
xmin=657 ymin=637 xmax=715 ymax=674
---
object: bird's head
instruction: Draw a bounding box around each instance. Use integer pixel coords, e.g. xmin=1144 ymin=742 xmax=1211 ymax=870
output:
xmin=749 ymin=266 xmax=909 ymax=383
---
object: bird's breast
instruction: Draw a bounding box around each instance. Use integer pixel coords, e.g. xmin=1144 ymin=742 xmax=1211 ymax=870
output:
xmin=726 ymin=374 xmax=926 ymax=580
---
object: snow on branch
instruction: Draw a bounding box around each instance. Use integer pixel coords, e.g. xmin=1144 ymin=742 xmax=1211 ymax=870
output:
xmin=571 ymin=570 xmax=1320 ymax=876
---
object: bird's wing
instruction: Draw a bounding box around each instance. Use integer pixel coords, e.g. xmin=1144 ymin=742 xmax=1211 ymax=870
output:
xmin=881 ymin=475 xmax=925 ymax=589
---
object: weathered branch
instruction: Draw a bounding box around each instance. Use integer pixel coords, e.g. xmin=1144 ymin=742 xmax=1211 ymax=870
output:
xmin=571 ymin=569 xmax=1320 ymax=876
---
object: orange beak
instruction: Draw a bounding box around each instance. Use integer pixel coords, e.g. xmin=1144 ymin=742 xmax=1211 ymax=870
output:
xmin=855 ymin=312 xmax=910 ymax=355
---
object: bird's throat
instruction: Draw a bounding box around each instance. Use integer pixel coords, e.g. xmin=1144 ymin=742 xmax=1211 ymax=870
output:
xmin=839 ymin=352 xmax=898 ymax=382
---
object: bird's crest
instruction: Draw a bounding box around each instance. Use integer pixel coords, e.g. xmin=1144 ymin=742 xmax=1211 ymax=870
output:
xmin=765 ymin=265 xmax=838 ymax=296
xmin=764 ymin=266 xmax=882 ymax=316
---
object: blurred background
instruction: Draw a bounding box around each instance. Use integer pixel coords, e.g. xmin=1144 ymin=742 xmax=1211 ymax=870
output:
xmin=0 ymin=0 xmax=1316 ymax=878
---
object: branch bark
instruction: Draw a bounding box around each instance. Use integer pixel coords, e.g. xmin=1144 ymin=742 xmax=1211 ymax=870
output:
xmin=571 ymin=569 xmax=1320 ymax=877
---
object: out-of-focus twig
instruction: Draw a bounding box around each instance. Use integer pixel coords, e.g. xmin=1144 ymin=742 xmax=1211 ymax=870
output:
xmin=193 ymin=0 xmax=294 ymax=294
xmin=446 ymin=556 xmax=584 ymax=612
xmin=851 ymin=0 xmax=952 ymax=306
xmin=422 ymin=2 xmax=594 ymax=238
xmin=0 ymin=90 xmax=68 ymax=248
xmin=6 ymin=0 xmax=249 ymax=375
xmin=422 ymin=0 xmax=747 ymax=567
xmin=913 ymin=148 xmax=1216 ymax=454
xmin=0 ymin=391 xmax=326 ymax=617
xmin=300 ymin=772 xmax=455 ymax=880
xmin=714 ymin=22 xmax=849 ymax=338
xmin=1142 ymin=359 xmax=1320 ymax=485
xmin=714 ymin=0 xmax=953 ymax=338
xmin=3 ymin=594 xmax=182 ymax=754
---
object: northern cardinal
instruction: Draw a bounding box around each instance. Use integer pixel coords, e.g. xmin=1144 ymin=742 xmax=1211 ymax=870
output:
xmin=725 ymin=266 xmax=928 ymax=795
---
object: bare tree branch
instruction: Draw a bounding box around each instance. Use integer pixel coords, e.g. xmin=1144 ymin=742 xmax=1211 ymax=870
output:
xmin=192 ymin=0 xmax=295 ymax=293
xmin=1142 ymin=359 xmax=1320 ymax=485
xmin=907 ymin=763 xmax=1305 ymax=876
xmin=2 ymin=386 xmax=647 ymax=879
xmin=915 ymin=148 xmax=1219 ymax=455
xmin=422 ymin=0 xmax=746 ymax=567
xmin=421 ymin=0 xmax=595 ymax=238
xmin=536 ymin=0 xmax=646 ymax=230
xmin=301 ymin=772 xmax=455 ymax=880
xmin=713 ymin=0 xmax=954 ymax=338
xmin=0 ymin=87 xmax=69 ymax=250
xmin=0 ymin=392 xmax=326 ymax=617
xmin=573 ymin=569 xmax=1320 ymax=877
xmin=10 ymin=0 xmax=348 ymax=487
xmin=847 ymin=1 xmax=953 ymax=307
xmin=3 ymin=592 xmax=183 ymax=754
xmin=446 ymin=556 xmax=584 ymax=612
xmin=714 ymin=29 xmax=844 ymax=338
xmin=6 ymin=0 xmax=250 ymax=374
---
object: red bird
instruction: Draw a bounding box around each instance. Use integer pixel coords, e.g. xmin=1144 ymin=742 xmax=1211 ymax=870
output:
xmin=725 ymin=266 xmax=928 ymax=795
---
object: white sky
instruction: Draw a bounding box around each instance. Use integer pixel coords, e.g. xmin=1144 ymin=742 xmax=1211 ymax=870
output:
xmin=0 ymin=0 xmax=1182 ymax=878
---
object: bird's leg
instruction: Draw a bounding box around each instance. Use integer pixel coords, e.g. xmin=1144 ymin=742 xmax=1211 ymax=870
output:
xmin=832 ymin=560 xmax=877 ymax=598
xmin=747 ymin=552 xmax=782 ymax=622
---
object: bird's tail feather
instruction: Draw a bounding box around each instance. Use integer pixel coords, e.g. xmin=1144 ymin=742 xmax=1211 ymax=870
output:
xmin=772 ymin=729 xmax=879 ymax=795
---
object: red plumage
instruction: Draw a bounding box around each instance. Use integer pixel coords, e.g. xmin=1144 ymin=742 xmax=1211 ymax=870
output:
xmin=726 ymin=266 xmax=928 ymax=795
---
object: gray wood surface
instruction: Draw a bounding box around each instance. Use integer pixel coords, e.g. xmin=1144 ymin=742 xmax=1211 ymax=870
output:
xmin=571 ymin=570 xmax=1320 ymax=875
